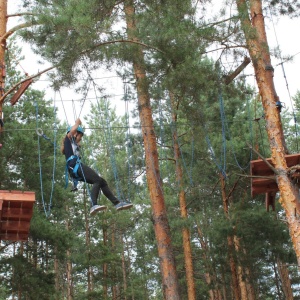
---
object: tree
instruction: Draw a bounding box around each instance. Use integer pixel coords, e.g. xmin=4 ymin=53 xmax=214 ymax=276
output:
xmin=235 ymin=0 xmax=300 ymax=265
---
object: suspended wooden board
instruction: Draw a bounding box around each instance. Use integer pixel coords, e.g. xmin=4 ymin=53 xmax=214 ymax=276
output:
xmin=251 ymin=153 xmax=300 ymax=197
xmin=0 ymin=190 xmax=35 ymax=241
xmin=10 ymin=79 xmax=33 ymax=106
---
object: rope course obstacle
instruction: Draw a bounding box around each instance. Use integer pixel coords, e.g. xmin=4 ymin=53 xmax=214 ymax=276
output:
xmin=0 ymin=190 xmax=35 ymax=241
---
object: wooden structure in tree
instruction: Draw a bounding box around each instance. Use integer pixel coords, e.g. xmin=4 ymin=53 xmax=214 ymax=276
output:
xmin=0 ymin=190 xmax=35 ymax=241
xmin=251 ymin=153 xmax=300 ymax=197
xmin=10 ymin=79 xmax=33 ymax=106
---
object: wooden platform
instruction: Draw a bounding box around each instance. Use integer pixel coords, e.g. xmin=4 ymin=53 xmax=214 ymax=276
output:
xmin=0 ymin=190 xmax=35 ymax=241
xmin=251 ymin=153 xmax=300 ymax=197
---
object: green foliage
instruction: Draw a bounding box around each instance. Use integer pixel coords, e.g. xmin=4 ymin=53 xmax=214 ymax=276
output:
xmin=6 ymin=0 xmax=300 ymax=298
xmin=1 ymin=255 xmax=55 ymax=299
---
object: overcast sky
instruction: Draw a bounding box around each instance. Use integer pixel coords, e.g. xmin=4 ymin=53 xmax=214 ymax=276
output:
xmin=7 ymin=1 xmax=300 ymax=124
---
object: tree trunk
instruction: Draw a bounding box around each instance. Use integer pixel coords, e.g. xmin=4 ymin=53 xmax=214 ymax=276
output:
xmin=221 ymin=175 xmax=257 ymax=300
xmin=196 ymin=221 xmax=222 ymax=300
xmin=124 ymin=1 xmax=180 ymax=299
xmin=121 ymin=235 xmax=128 ymax=300
xmin=54 ymin=245 xmax=60 ymax=300
xmin=103 ymin=224 xmax=108 ymax=300
xmin=83 ymin=193 xmax=93 ymax=298
xmin=0 ymin=0 xmax=6 ymax=133
xmin=236 ymin=0 xmax=300 ymax=265
xmin=220 ymin=175 xmax=240 ymax=300
xmin=66 ymin=204 xmax=73 ymax=300
xmin=111 ymin=223 xmax=118 ymax=300
xmin=169 ymin=92 xmax=196 ymax=300
xmin=277 ymin=258 xmax=294 ymax=300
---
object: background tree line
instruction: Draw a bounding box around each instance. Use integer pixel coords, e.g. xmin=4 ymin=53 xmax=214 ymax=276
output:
xmin=1 ymin=0 xmax=300 ymax=299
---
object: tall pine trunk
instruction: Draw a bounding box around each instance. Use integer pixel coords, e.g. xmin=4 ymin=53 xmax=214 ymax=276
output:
xmin=277 ymin=258 xmax=294 ymax=300
xmin=169 ymin=92 xmax=196 ymax=300
xmin=124 ymin=1 xmax=180 ymax=299
xmin=66 ymin=204 xmax=73 ymax=300
xmin=103 ymin=223 xmax=108 ymax=299
xmin=0 ymin=0 xmax=6 ymax=133
xmin=196 ymin=221 xmax=222 ymax=299
xmin=220 ymin=175 xmax=256 ymax=299
xmin=236 ymin=0 xmax=300 ymax=265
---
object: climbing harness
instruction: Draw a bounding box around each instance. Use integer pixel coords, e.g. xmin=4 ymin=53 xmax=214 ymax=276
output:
xmin=65 ymin=155 xmax=82 ymax=192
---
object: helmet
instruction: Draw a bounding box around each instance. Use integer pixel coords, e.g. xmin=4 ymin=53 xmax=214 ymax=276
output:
xmin=77 ymin=126 xmax=84 ymax=136
xmin=66 ymin=125 xmax=84 ymax=135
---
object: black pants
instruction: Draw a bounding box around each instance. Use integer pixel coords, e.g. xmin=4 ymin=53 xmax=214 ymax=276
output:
xmin=77 ymin=163 xmax=119 ymax=206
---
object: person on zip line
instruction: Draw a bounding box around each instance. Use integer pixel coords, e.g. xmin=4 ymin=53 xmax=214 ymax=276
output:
xmin=61 ymin=118 xmax=133 ymax=216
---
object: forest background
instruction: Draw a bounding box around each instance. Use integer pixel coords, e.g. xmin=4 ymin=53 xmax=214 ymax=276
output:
xmin=1 ymin=1 xmax=300 ymax=300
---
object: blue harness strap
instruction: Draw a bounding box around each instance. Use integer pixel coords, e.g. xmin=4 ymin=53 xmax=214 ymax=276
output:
xmin=65 ymin=155 xmax=82 ymax=191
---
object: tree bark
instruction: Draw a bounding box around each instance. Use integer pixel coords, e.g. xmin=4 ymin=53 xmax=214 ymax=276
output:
xmin=66 ymin=204 xmax=73 ymax=300
xmin=169 ymin=91 xmax=196 ymax=300
xmin=196 ymin=221 xmax=222 ymax=300
xmin=0 ymin=0 xmax=7 ymax=133
xmin=220 ymin=175 xmax=240 ymax=299
xmin=277 ymin=258 xmax=294 ymax=300
xmin=121 ymin=234 xmax=128 ymax=300
xmin=236 ymin=0 xmax=300 ymax=266
xmin=54 ymin=245 xmax=60 ymax=300
xmin=124 ymin=1 xmax=180 ymax=299
xmin=83 ymin=193 xmax=93 ymax=298
xmin=103 ymin=224 xmax=108 ymax=300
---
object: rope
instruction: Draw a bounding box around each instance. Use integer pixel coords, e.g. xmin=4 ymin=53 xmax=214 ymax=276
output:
xmin=91 ymin=77 xmax=125 ymax=201
xmin=124 ymin=79 xmax=134 ymax=201
xmin=78 ymin=80 xmax=92 ymax=118
xmin=103 ymin=96 xmax=123 ymax=200
xmin=35 ymin=100 xmax=57 ymax=218
xmin=58 ymin=86 xmax=93 ymax=205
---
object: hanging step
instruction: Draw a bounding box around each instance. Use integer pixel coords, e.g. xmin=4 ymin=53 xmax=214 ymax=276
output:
xmin=0 ymin=190 xmax=35 ymax=241
xmin=251 ymin=153 xmax=300 ymax=197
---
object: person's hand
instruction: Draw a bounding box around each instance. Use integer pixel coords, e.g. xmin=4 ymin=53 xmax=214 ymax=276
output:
xmin=75 ymin=118 xmax=82 ymax=125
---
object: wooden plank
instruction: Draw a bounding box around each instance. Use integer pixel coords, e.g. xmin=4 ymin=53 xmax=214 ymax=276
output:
xmin=1 ymin=220 xmax=30 ymax=232
xmin=10 ymin=79 xmax=33 ymax=106
xmin=0 ymin=190 xmax=35 ymax=202
xmin=0 ymin=200 xmax=2 ymax=234
xmin=251 ymin=153 xmax=300 ymax=176
xmin=0 ymin=190 xmax=35 ymax=242
xmin=251 ymin=177 xmax=278 ymax=197
xmin=251 ymin=153 xmax=300 ymax=196
xmin=3 ymin=201 xmax=35 ymax=210
xmin=0 ymin=232 xmax=29 ymax=241
xmin=2 ymin=207 xmax=33 ymax=221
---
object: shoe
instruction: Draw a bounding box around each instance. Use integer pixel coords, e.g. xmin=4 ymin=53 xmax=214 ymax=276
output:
xmin=90 ymin=205 xmax=107 ymax=216
xmin=115 ymin=201 xmax=133 ymax=211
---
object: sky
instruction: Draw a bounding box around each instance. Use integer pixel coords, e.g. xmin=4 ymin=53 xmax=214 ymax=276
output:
xmin=6 ymin=1 xmax=300 ymax=126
